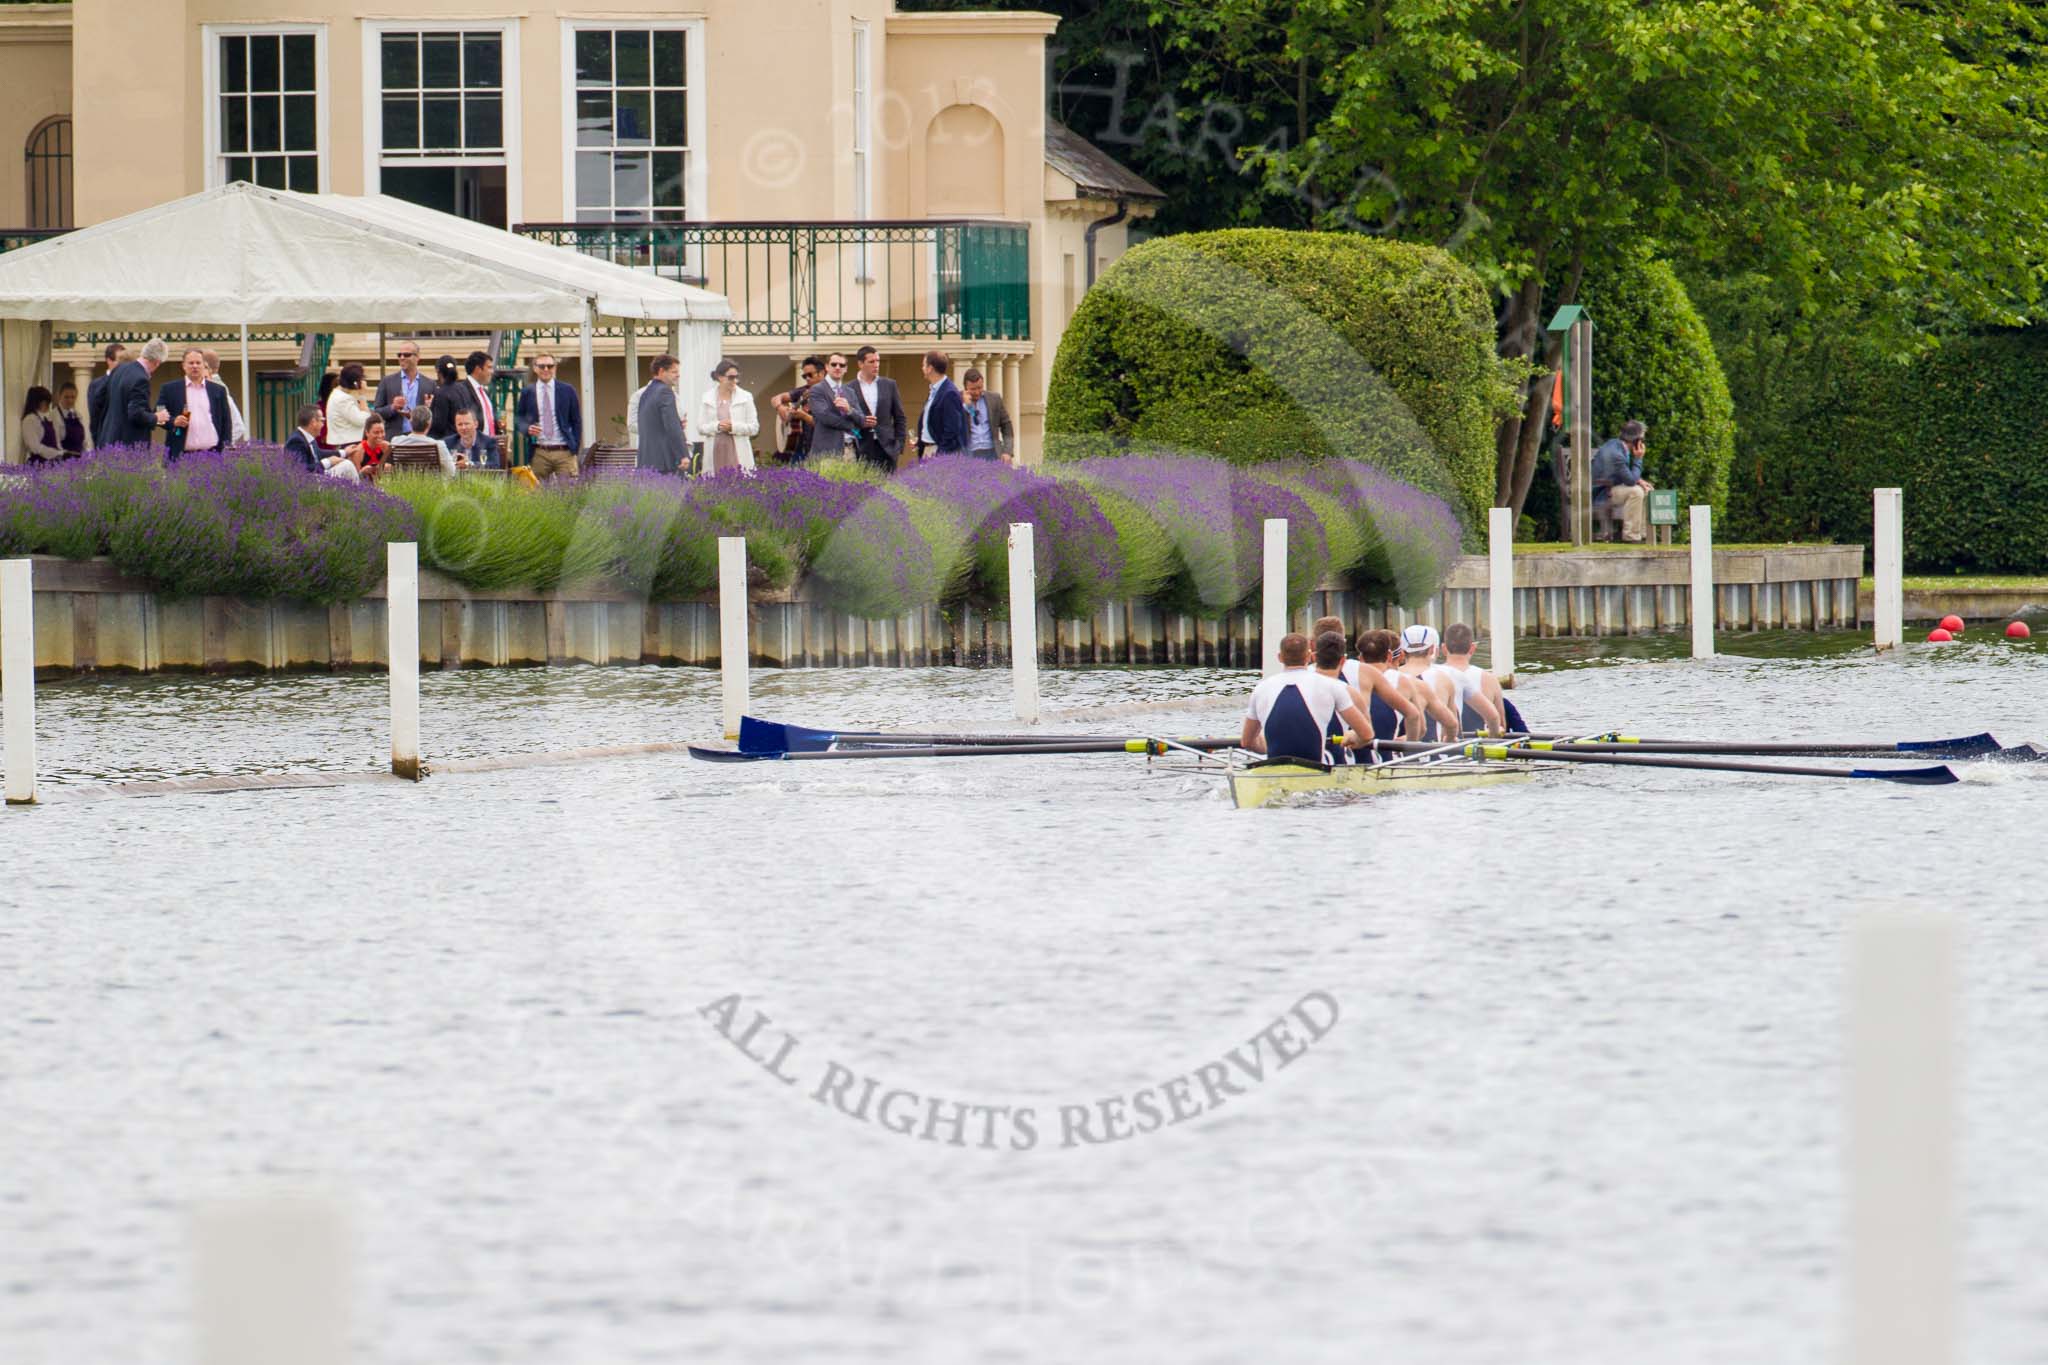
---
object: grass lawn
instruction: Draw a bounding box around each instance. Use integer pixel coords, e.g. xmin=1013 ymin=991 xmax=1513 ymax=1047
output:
xmin=1858 ymin=574 xmax=2048 ymax=592
xmin=1511 ymin=540 xmax=1833 ymax=553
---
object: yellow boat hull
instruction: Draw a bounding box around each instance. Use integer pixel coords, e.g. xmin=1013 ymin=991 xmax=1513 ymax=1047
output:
xmin=1227 ymin=760 xmax=1535 ymax=810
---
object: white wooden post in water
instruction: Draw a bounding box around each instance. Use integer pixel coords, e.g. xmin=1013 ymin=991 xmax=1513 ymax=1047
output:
xmin=387 ymin=542 xmax=421 ymax=780
xmin=718 ymin=536 xmax=749 ymax=739
xmin=1009 ymin=522 xmax=1040 ymax=723
xmin=193 ymin=1193 xmax=351 ymax=1365
xmin=1262 ymin=518 xmax=1287 ymax=675
xmin=1689 ymin=505 xmax=1715 ymax=659
xmin=1487 ymin=507 xmax=1515 ymax=687
xmin=1846 ymin=910 xmax=1956 ymax=1365
xmin=1873 ymin=488 xmax=1904 ymax=652
xmin=2 ymin=558 xmax=35 ymax=805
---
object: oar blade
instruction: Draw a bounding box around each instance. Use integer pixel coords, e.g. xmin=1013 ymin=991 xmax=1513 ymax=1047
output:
xmin=739 ymin=716 xmax=871 ymax=754
xmin=689 ymin=743 xmax=780 ymax=763
xmin=1850 ymin=765 xmax=1959 ymax=785
xmin=1896 ymin=732 xmax=2000 ymax=757
xmin=1995 ymin=742 xmax=2048 ymax=763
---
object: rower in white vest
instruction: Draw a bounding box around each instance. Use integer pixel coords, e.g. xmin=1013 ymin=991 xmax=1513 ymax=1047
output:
xmin=1393 ymin=623 xmax=1467 ymax=742
xmin=1242 ymin=633 xmax=1375 ymax=766
xmin=1438 ymin=622 xmax=1508 ymax=736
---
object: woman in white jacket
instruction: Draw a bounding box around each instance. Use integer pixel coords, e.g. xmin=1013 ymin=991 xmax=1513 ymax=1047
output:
xmin=696 ymin=359 xmax=759 ymax=474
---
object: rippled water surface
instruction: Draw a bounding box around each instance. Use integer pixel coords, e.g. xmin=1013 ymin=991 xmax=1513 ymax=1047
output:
xmin=4 ymin=632 xmax=2048 ymax=1364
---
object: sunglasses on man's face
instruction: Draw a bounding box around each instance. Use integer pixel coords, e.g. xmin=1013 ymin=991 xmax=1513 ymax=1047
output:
xmin=534 ymin=363 xmax=556 ymax=370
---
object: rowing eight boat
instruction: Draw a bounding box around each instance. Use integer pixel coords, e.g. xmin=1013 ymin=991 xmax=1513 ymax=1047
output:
xmin=1226 ymin=759 xmax=1535 ymax=810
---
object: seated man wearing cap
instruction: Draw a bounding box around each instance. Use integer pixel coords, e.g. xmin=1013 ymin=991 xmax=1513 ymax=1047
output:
xmin=1591 ymin=420 xmax=1654 ymax=543
xmin=1393 ymin=624 xmax=1467 ymax=742
xmin=1242 ymin=633 xmax=1374 ymax=765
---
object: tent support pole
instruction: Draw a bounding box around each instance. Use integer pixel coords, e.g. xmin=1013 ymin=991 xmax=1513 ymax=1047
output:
xmin=0 ymin=323 xmax=10 ymax=464
xmin=578 ymin=307 xmax=597 ymax=453
xmin=622 ymin=324 xmax=638 ymax=414
xmin=238 ymin=324 xmax=252 ymax=444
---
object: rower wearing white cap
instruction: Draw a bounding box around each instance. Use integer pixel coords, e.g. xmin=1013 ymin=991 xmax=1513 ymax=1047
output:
xmin=1242 ymin=633 xmax=1375 ymax=765
xmin=1394 ymin=623 xmax=1465 ymax=741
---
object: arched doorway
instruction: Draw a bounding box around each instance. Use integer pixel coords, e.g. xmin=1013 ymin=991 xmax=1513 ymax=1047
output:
xmin=24 ymin=116 xmax=71 ymax=230
xmin=924 ymin=105 xmax=1004 ymax=216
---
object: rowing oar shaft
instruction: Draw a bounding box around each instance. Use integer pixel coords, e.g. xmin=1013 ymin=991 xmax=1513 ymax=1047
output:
xmin=1515 ymin=731 xmax=2002 ymax=758
xmin=693 ymin=738 xmax=1234 ymax=762
xmin=1447 ymin=743 xmax=1958 ymax=785
xmin=826 ymin=733 xmax=1237 ymax=750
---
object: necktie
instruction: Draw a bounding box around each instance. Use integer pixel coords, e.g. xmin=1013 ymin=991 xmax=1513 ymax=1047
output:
xmin=476 ymin=382 xmax=494 ymax=436
xmin=539 ymin=382 xmax=554 ymax=442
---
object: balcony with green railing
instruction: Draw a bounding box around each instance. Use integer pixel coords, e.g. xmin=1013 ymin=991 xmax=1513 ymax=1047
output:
xmin=513 ymin=220 xmax=1032 ymax=345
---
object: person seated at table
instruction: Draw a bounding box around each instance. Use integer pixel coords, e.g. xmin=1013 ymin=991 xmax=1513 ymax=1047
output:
xmin=389 ymin=412 xmax=455 ymax=476
xmin=284 ymin=402 xmax=323 ymax=473
xmin=446 ymin=407 xmax=501 ymax=471
xmin=320 ymin=414 xmax=388 ymax=483
xmin=18 ymin=386 xmax=65 ymax=462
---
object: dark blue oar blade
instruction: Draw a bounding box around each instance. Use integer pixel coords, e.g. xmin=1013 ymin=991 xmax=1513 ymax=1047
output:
xmin=1503 ymin=698 xmax=1529 ymax=734
xmin=1850 ymin=765 xmax=1959 ymax=785
xmin=689 ymin=743 xmax=783 ymax=763
xmin=1995 ymin=742 xmax=2048 ymax=762
xmin=1896 ymin=732 xmax=1999 ymax=757
xmin=739 ymin=716 xmax=881 ymax=754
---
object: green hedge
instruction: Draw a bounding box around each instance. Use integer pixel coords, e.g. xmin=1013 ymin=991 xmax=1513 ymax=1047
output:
xmin=1575 ymin=254 xmax=1736 ymax=523
xmin=1043 ymin=228 xmax=1511 ymax=530
xmin=1729 ymin=329 xmax=2048 ymax=571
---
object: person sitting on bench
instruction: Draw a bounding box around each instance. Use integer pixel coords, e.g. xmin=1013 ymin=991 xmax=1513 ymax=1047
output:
xmin=1591 ymin=419 xmax=1654 ymax=543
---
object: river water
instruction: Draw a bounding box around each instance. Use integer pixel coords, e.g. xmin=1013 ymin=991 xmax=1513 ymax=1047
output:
xmin=3 ymin=630 xmax=2046 ymax=1364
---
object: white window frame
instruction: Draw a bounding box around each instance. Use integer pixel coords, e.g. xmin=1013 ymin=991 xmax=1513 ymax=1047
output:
xmin=851 ymin=19 xmax=873 ymax=283
xmin=202 ymin=23 xmax=331 ymax=193
xmin=361 ymin=18 xmax=522 ymax=223
xmin=558 ymin=17 xmax=708 ymax=224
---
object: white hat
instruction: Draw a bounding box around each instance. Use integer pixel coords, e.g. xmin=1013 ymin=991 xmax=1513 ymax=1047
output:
xmin=1399 ymin=624 xmax=1439 ymax=654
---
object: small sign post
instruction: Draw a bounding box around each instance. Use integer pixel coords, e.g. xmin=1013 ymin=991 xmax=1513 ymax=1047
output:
xmin=1649 ymin=489 xmax=1680 ymax=546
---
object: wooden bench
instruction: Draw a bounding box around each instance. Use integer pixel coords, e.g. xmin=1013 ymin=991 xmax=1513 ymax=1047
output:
xmin=582 ymin=444 xmax=639 ymax=480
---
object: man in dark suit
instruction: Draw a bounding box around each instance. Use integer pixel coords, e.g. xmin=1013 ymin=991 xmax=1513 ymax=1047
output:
xmin=86 ymin=341 xmax=125 ymax=449
xmin=848 ymin=345 xmax=907 ymax=473
xmin=516 ymin=353 xmax=583 ymax=481
xmin=157 ymin=346 xmax=235 ymax=462
xmin=283 ymin=402 xmax=323 ymax=472
xmin=635 ymin=354 xmax=689 ymax=475
xmin=805 ymin=353 xmax=862 ymax=461
xmin=916 ymin=350 xmax=969 ymax=460
xmin=446 ymin=407 xmax=502 ymax=470
xmin=101 ymin=338 xmax=168 ymax=449
xmin=373 ymin=339 xmax=436 ymax=437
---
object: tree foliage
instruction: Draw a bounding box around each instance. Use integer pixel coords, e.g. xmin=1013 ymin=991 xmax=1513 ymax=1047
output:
xmin=1724 ymin=330 xmax=2048 ymax=572
xmin=1128 ymin=0 xmax=2048 ymax=513
xmin=1043 ymin=229 xmax=1510 ymax=529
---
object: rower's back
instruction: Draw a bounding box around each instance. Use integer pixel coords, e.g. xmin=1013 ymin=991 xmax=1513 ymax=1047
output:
xmin=1246 ymin=635 xmax=1354 ymax=766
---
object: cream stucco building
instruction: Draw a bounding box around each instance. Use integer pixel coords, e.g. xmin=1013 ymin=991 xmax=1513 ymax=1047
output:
xmin=0 ymin=0 xmax=1161 ymax=459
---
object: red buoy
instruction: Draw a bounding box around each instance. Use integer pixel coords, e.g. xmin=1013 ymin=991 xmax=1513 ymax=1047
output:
xmin=1939 ymin=614 xmax=1965 ymax=634
xmin=1926 ymin=628 xmax=1953 ymax=643
xmin=2008 ymin=621 xmax=2033 ymax=640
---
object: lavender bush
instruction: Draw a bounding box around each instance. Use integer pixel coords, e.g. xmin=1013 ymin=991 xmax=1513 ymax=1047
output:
xmin=1 ymin=445 xmax=414 ymax=603
xmin=894 ymin=457 xmax=1125 ymax=617
xmin=1066 ymin=454 xmax=1329 ymax=613
xmin=1277 ymin=459 xmax=1464 ymax=606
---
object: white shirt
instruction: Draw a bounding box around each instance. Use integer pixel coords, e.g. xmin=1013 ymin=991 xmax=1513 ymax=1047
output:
xmin=858 ymin=376 xmax=879 ymax=419
xmin=627 ymin=380 xmax=688 ymax=445
xmin=225 ymin=389 xmax=247 ymax=445
xmin=1245 ymin=668 xmax=1354 ymax=760
xmin=469 ymin=378 xmax=494 ymax=436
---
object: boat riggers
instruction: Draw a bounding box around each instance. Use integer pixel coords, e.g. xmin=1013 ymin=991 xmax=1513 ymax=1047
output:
xmin=1447 ymin=743 xmax=1959 ymax=785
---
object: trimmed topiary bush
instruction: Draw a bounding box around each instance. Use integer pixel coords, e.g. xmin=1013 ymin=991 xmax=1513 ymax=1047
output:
xmin=1572 ymin=254 xmax=1736 ymax=523
xmin=1043 ymin=228 xmax=1512 ymax=530
xmin=1728 ymin=329 xmax=2048 ymax=571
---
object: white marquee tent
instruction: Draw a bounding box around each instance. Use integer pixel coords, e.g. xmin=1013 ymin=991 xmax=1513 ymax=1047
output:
xmin=0 ymin=182 xmax=730 ymax=460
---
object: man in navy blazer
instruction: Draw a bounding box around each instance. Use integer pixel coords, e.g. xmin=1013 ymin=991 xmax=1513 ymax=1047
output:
xmin=446 ymin=407 xmax=502 ymax=470
xmin=157 ymin=346 xmax=235 ymax=462
xmin=101 ymin=339 xmax=168 ymax=449
xmin=86 ymin=342 xmax=126 ymax=448
xmin=283 ymin=402 xmax=323 ymax=472
xmin=516 ymin=353 xmax=582 ymax=480
xmin=917 ymin=351 xmax=970 ymax=460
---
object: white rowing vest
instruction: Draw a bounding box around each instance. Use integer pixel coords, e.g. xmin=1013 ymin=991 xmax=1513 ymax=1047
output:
xmin=1246 ymin=669 xmax=1353 ymax=764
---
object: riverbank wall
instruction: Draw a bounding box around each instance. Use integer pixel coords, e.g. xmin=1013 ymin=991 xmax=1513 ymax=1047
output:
xmin=3 ymin=545 xmax=1866 ymax=675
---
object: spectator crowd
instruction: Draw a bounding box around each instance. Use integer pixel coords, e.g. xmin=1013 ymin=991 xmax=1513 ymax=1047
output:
xmin=20 ymin=339 xmax=1018 ymax=484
